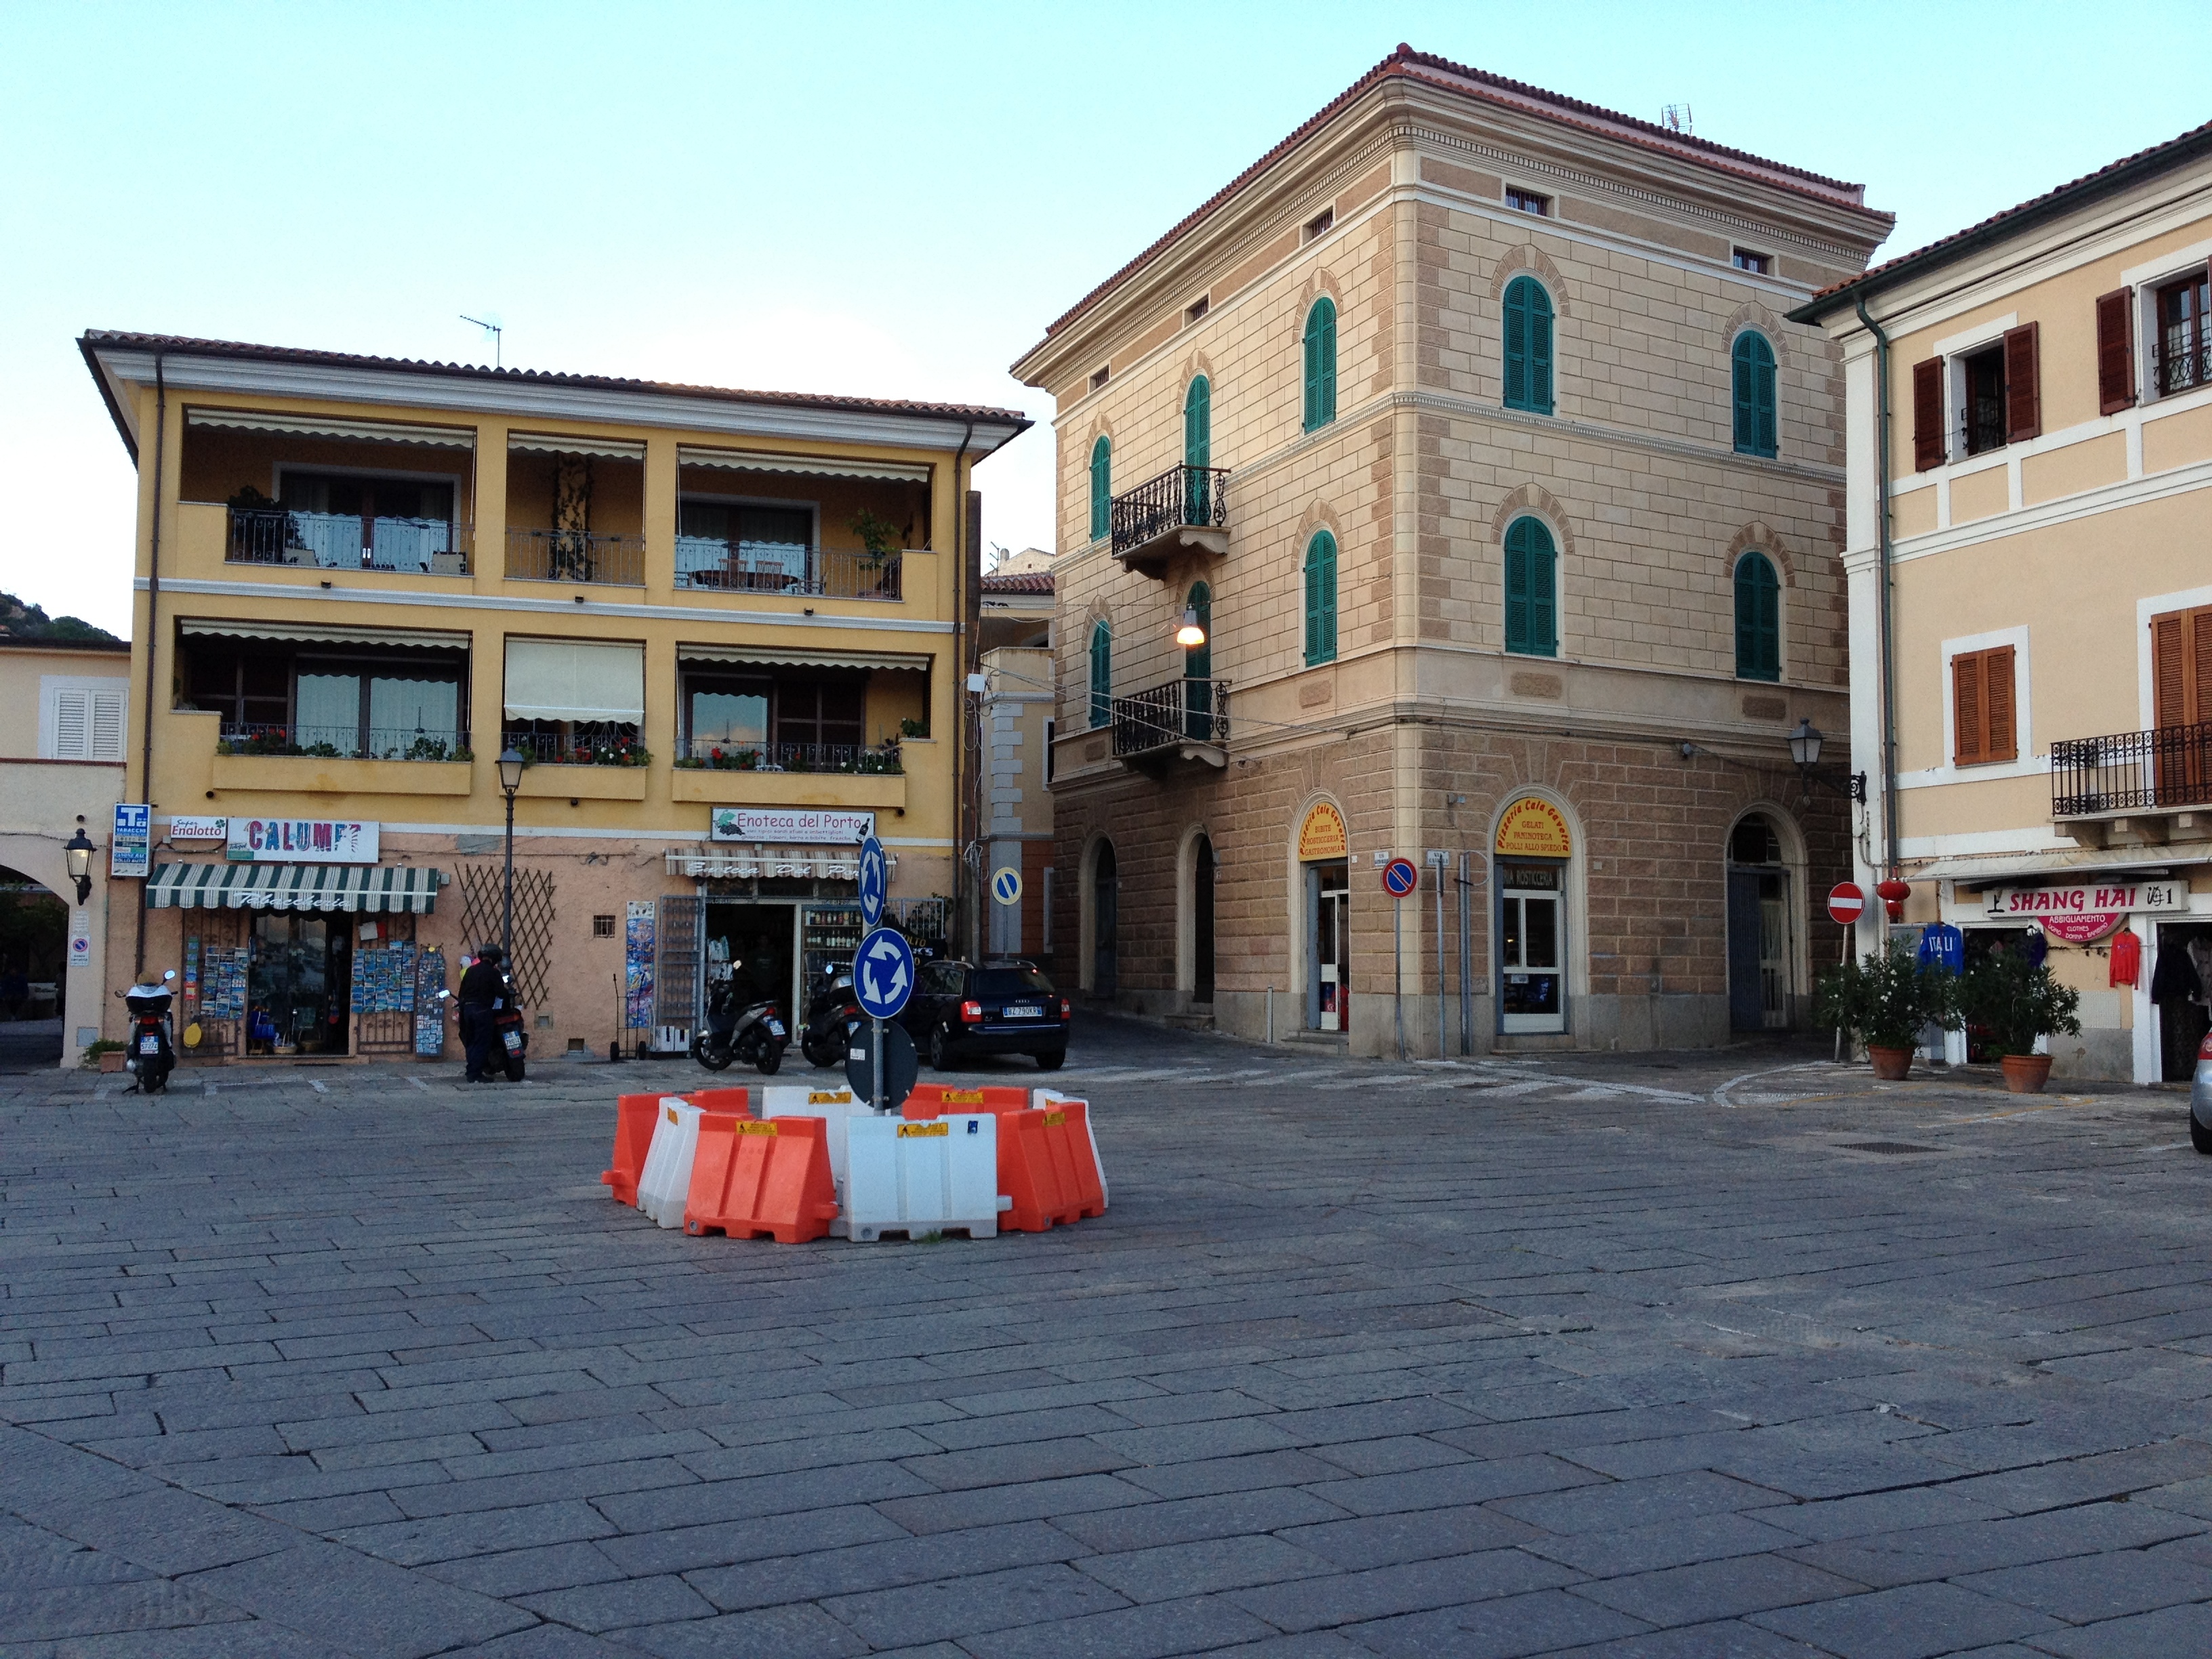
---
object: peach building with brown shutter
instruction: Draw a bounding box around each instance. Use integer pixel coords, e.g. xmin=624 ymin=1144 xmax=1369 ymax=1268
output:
xmin=1015 ymin=47 xmax=1892 ymax=1057
xmin=1796 ymin=119 xmax=2212 ymax=1083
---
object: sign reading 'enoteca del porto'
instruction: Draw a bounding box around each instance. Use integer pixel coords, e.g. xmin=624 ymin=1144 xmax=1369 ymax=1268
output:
xmin=226 ymin=818 xmax=380 ymax=863
xmin=711 ymin=808 xmax=873 ymax=845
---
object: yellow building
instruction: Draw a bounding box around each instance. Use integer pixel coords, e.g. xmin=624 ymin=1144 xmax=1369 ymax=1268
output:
xmin=1796 ymin=122 xmax=2212 ymax=1083
xmin=81 ymin=332 xmax=1025 ymax=1063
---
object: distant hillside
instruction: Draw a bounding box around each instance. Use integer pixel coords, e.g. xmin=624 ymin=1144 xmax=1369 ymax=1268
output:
xmin=0 ymin=592 xmax=122 ymax=644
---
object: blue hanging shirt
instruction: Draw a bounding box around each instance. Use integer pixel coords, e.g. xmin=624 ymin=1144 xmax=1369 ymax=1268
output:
xmin=1918 ymin=922 xmax=1965 ymax=975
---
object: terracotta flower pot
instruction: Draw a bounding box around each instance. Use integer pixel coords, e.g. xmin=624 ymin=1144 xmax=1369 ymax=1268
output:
xmin=2000 ymin=1053 xmax=2053 ymax=1094
xmin=1866 ymin=1045 xmax=1914 ymax=1081
xmin=97 ymin=1050 xmax=125 ymax=1073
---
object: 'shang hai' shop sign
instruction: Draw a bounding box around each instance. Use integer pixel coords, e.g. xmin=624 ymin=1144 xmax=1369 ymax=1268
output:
xmin=1983 ymin=878 xmax=2187 ymax=943
xmin=226 ymin=818 xmax=380 ymax=864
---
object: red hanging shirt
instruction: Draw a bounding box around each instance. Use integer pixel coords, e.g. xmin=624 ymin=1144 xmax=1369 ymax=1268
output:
xmin=2110 ymin=927 xmax=2141 ymax=988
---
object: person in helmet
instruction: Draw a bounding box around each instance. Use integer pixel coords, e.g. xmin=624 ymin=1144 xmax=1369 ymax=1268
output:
xmin=459 ymin=945 xmax=506 ymax=1082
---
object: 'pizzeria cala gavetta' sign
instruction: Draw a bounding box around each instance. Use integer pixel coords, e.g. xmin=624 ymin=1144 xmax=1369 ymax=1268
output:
xmin=1983 ymin=879 xmax=2187 ymax=943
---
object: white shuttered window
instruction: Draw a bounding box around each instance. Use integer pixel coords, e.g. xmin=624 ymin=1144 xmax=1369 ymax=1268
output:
xmin=45 ymin=682 xmax=127 ymax=760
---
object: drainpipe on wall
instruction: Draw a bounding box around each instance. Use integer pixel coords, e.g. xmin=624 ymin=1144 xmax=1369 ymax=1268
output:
xmin=134 ymin=355 xmax=166 ymax=979
xmin=947 ymin=419 xmax=975 ymax=956
xmin=1855 ymin=298 xmax=1900 ymax=893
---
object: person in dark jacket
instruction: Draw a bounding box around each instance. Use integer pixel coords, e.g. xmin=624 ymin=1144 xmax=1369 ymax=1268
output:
xmin=459 ymin=946 xmax=506 ymax=1082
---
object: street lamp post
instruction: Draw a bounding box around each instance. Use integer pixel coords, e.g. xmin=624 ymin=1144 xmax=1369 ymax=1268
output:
xmin=1786 ymin=719 xmax=1866 ymax=803
xmin=497 ymin=748 xmax=525 ymax=962
xmin=64 ymin=818 xmax=95 ymax=905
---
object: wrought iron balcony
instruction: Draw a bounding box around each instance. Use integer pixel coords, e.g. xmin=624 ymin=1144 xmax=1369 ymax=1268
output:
xmin=227 ymin=507 xmax=468 ymax=574
xmin=673 ymin=737 xmax=902 ymax=775
xmin=2154 ymin=339 xmax=2212 ymax=398
xmin=506 ymin=528 xmax=646 ymax=586
xmin=2051 ymin=720 xmax=2212 ymax=819
xmin=1109 ymin=464 xmax=1229 ymax=579
xmin=1111 ymin=677 xmax=1229 ymax=771
xmin=673 ymin=539 xmax=902 ymax=600
xmin=216 ymin=722 xmax=472 ymax=762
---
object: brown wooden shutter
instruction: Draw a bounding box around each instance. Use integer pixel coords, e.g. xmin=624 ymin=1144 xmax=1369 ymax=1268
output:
xmin=2096 ymin=287 xmax=2136 ymax=415
xmin=1912 ymin=356 xmax=1946 ymax=470
xmin=2156 ymin=606 xmax=2212 ymax=726
xmin=2196 ymin=612 xmax=2212 ymax=726
xmin=1982 ymin=645 xmax=2017 ymax=761
xmin=2003 ymin=323 xmax=2041 ymax=442
xmin=1954 ymin=651 xmax=1986 ymax=762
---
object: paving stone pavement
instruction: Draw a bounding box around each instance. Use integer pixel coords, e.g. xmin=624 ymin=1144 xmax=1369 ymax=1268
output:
xmin=5 ymin=1017 xmax=2212 ymax=1657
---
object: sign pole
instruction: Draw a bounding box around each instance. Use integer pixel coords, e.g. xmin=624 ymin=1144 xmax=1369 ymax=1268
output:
xmin=1433 ymin=854 xmax=1446 ymax=1061
xmin=1393 ymin=893 xmax=1405 ymax=1063
xmin=872 ymin=1015 xmax=884 ymax=1113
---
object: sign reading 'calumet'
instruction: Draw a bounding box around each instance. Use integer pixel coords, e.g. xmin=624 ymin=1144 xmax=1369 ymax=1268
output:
xmin=226 ymin=819 xmax=380 ymax=864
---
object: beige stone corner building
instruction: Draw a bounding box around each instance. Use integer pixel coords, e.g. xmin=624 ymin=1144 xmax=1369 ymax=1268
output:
xmin=1795 ymin=120 xmax=2212 ymax=1084
xmin=1012 ymin=47 xmax=1893 ymax=1057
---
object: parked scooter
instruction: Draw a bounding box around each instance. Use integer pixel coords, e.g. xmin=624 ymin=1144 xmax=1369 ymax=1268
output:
xmin=691 ymin=959 xmax=787 ymax=1075
xmin=123 ymin=970 xmax=178 ymax=1094
xmin=434 ymin=958 xmax=529 ymax=1082
xmin=799 ymin=960 xmax=859 ymax=1069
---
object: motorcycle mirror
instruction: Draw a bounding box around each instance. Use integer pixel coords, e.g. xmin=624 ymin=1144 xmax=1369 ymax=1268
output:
xmin=163 ymin=969 xmax=177 ymax=982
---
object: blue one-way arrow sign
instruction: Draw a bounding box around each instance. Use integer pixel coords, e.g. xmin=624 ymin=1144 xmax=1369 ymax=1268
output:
xmin=858 ymin=835 xmax=886 ymax=928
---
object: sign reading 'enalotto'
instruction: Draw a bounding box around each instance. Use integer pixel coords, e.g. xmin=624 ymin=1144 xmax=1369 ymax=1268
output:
xmin=711 ymin=807 xmax=874 ymax=845
xmin=226 ymin=818 xmax=380 ymax=863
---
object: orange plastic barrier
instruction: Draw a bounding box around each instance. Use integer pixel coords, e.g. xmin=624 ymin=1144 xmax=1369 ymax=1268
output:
xmin=686 ymin=1086 xmax=754 ymax=1118
xmin=602 ymin=1093 xmax=665 ymax=1205
xmin=996 ymin=1108 xmax=1080 ymax=1233
xmin=901 ymin=1084 xmax=1030 ymax=1121
xmin=1041 ymin=1099 xmax=1106 ymax=1221
xmin=683 ymin=1112 xmax=839 ymax=1244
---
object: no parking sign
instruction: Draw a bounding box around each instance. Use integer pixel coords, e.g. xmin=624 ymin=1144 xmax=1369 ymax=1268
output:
xmin=1381 ymin=857 xmax=1419 ymax=898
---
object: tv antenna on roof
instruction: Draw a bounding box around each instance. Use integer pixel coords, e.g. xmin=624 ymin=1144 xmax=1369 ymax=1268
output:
xmin=1660 ymin=104 xmax=1692 ymax=136
xmin=460 ymin=314 xmax=503 ymax=369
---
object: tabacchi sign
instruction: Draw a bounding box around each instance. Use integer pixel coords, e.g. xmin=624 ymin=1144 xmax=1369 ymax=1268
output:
xmin=226 ymin=818 xmax=380 ymax=864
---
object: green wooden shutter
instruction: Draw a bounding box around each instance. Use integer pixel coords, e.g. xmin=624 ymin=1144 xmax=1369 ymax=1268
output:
xmin=1088 ymin=436 xmax=1111 ymax=542
xmin=1504 ymin=277 xmax=1553 ymax=413
xmin=1304 ymin=533 xmax=1336 ymax=664
xmin=1734 ymin=333 xmax=1777 ymax=457
xmin=1303 ymin=299 xmax=1336 ymax=430
xmin=1089 ymin=620 xmax=1111 ymax=727
xmin=1184 ymin=377 xmax=1210 ymax=523
xmin=1734 ymin=553 xmax=1780 ymax=680
xmin=1504 ymin=517 xmax=1556 ymax=656
xmin=1185 ymin=581 xmax=1212 ymax=737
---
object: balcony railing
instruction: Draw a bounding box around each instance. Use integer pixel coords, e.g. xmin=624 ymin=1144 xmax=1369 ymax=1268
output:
xmin=2051 ymin=720 xmax=2212 ymax=816
xmin=502 ymin=727 xmax=649 ymax=767
xmin=1110 ymin=464 xmax=1229 ymax=559
xmin=672 ymin=738 xmax=902 ymax=775
xmin=2154 ymin=338 xmax=2212 ymax=398
xmin=217 ymin=723 xmax=472 ymax=762
xmin=506 ymin=528 xmax=646 ymax=586
xmin=1111 ymin=677 xmax=1229 ymax=758
xmin=227 ymin=508 xmax=467 ymax=574
xmin=674 ymin=538 xmax=903 ymax=601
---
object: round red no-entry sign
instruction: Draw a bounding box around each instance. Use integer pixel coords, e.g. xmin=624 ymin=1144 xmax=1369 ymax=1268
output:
xmin=1827 ymin=882 xmax=1866 ymax=926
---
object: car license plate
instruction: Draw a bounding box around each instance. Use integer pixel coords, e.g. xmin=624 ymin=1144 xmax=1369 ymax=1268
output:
xmin=139 ymin=1035 xmax=160 ymax=1053
xmin=502 ymin=1031 xmax=523 ymax=1052
xmin=767 ymin=1019 xmax=785 ymax=1036
xmin=1003 ymin=1004 xmax=1042 ymax=1019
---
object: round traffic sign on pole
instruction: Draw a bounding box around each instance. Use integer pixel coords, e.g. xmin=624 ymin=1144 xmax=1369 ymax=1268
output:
xmin=858 ymin=836 xmax=887 ymax=928
xmin=846 ymin=1019 xmax=918 ymax=1105
xmin=854 ymin=926 xmax=915 ymax=1020
xmin=1382 ymin=857 xmax=1419 ymax=898
xmin=1827 ymin=882 xmax=1866 ymax=926
xmin=990 ymin=866 xmax=1023 ymax=906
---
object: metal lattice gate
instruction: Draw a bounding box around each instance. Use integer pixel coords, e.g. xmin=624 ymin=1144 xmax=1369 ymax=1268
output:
xmin=455 ymin=863 xmax=556 ymax=1005
xmin=655 ymin=892 xmax=703 ymax=1036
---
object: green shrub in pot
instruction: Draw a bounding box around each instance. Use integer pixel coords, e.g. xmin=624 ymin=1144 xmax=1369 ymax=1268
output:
xmin=1813 ymin=938 xmax=1961 ymax=1052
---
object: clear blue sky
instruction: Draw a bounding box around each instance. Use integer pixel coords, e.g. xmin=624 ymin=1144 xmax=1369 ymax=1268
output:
xmin=1 ymin=1 xmax=2198 ymax=636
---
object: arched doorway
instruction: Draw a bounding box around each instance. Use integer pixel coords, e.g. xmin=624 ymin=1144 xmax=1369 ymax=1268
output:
xmin=1725 ymin=813 xmax=1793 ymax=1031
xmin=1092 ymin=840 xmax=1118 ymax=998
xmin=1192 ymin=834 xmax=1215 ymax=1004
xmin=0 ymin=862 xmax=70 ymax=1070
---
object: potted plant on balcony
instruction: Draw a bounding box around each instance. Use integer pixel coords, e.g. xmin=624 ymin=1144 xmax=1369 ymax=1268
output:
xmin=852 ymin=510 xmax=900 ymax=569
xmin=1813 ymin=938 xmax=1960 ymax=1080
xmin=1959 ymin=945 xmax=2081 ymax=1093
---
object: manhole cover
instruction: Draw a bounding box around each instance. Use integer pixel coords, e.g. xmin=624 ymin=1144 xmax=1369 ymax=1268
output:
xmin=1835 ymin=1141 xmax=1940 ymax=1155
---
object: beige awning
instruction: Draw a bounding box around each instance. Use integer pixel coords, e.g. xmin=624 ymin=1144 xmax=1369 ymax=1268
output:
xmin=676 ymin=445 xmax=930 ymax=484
xmin=508 ymin=432 xmax=647 ymax=461
xmin=186 ymin=408 xmax=474 ymax=449
xmin=676 ymin=645 xmax=933 ymax=672
xmin=503 ymin=638 xmax=645 ymax=722
xmin=1910 ymin=844 xmax=2203 ymax=886
xmin=180 ymin=619 xmax=468 ymax=651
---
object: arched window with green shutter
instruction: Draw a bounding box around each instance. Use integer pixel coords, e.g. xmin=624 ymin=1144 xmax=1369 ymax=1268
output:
xmin=1734 ymin=552 xmax=1781 ymax=681
xmin=1302 ymin=298 xmax=1337 ymax=431
xmin=1502 ymin=516 xmax=1558 ymax=657
xmin=1732 ymin=331 xmax=1778 ymax=457
xmin=1184 ymin=376 xmax=1211 ymax=520
xmin=1088 ymin=619 xmax=1112 ymax=728
xmin=1303 ymin=531 xmax=1337 ymax=665
xmin=1088 ymin=436 xmax=1111 ymax=542
xmin=1183 ymin=581 xmax=1213 ymax=738
xmin=1502 ymin=275 xmax=1555 ymax=414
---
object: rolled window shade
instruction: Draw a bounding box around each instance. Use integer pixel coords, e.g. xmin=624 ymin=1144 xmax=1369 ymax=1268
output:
xmin=504 ymin=639 xmax=644 ymax=722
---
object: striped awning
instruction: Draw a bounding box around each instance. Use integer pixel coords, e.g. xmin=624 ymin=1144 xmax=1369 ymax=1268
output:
xmin=146 ymin=863 xmax=441 ymax=913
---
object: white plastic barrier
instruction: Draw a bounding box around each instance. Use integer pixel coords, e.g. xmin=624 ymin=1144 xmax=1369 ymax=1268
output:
xmin=1035 ymin=1088 xmax=1109 ymax=1210
xmin=843 ymin=1113 xmax=1003 ymax=1242
xmin=634 ymin=1098 xmax=703 ymax=1229
xmin=760 ymin=1089 xmax=874 ymax=1234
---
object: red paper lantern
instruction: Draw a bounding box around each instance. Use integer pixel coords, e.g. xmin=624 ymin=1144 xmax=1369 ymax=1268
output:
xmin=1875 ymin=877 xmax=1911 ymax=922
